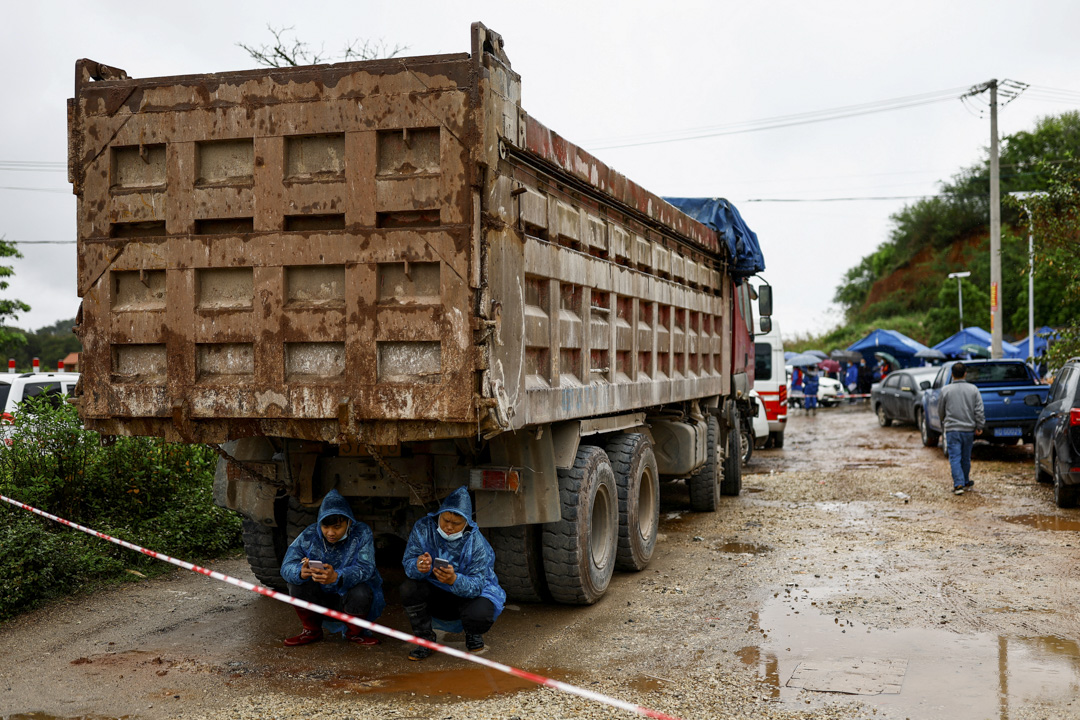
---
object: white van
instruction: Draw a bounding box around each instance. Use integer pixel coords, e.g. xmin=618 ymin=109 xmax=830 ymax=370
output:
xmin=754 ymin=321 xmax=787 ymax=448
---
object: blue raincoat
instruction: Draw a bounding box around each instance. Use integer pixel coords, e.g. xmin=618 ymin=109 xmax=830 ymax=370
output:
xmin=403 ymin=486 xmax=506 ymax=624
xmin=280 ymin=489 xmax=385 ymax=620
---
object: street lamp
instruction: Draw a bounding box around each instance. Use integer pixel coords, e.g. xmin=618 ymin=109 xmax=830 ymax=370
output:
xmin=947 ymin=271 xmax=971 ymax=332
xmin=1009 ymin=190 xmax=1048 ymax=364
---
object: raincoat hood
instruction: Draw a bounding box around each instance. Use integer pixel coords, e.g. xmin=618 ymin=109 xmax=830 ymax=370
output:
xmin=317 ymin=488 xmax=356 ymax=527
xmin=432 ymin=486 xmax=473 ymax=525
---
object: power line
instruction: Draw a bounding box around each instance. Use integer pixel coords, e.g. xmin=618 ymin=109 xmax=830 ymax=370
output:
xmin=0 ymin=186 xmax=68 ymax=194
xmin=585 ymin=85 xmax=973 ymax=150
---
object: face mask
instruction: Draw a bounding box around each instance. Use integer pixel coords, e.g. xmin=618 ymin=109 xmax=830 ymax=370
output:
xmin=437 ymin=525 xmax=464 ymax=541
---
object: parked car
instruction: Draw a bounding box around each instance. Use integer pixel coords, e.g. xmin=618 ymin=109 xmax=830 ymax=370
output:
xmin=754 ymin=321 xmax=787 ymax=448
xmin=1033 ymin=357 xmax=1080 ymax=507
xmin=871 ymin=367 xmax=939 ymax=428
xmin=0 ymin=372 xmax=80 ymax=444
xmin=921 ymin=360 xmax=1049 ymax=449
xmin=786 ymin=366 xmax=845 ymax=408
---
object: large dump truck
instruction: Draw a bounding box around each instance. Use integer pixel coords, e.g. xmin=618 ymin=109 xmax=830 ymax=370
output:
xmin=68 ymin=23 xmax=769 ymax=605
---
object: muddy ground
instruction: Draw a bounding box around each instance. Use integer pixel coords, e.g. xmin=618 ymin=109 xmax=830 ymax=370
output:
xmin=3 ymin=403 xmax=1080 ymax=720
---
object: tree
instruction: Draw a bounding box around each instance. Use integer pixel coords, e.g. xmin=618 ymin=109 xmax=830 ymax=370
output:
xmin=0 ymin=237 xmax=31 ymax=357
xmin=237 ymin=25 xmax=407 ymax=68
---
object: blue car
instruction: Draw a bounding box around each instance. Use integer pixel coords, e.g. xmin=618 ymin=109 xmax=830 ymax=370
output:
xmin=1033 ymin=358 xmax=1080 ymax=507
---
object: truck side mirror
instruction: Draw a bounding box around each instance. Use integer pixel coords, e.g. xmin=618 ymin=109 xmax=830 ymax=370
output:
xmin=757 ymin=284 xmax=773 ymax=317
xmin=759 ymin=316 xmax=772 ymax=334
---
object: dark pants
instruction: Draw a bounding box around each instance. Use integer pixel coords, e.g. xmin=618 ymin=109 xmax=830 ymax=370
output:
xmin=400 ymin=578 xmax=496 ymax=635
xmin=288 ymin=581 xmax=373 ymax=619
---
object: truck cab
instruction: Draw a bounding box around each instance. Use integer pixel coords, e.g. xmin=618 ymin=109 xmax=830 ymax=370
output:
xmin=753 ymin=320 xmax=786 ymax=448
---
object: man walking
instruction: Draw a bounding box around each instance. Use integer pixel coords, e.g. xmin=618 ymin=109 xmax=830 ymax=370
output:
xmin=937 ymin=362 xmax=984 ymax=495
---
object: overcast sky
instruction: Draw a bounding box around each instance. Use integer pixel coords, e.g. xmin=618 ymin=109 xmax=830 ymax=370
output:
xmin=3 ymin=1 xmax=1079 ymax=341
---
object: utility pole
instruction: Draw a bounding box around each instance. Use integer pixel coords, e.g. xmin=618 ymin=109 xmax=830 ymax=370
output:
xmin=963 ymin=79 xmax=1003 ymax=358
xmin=988 ymin=80 xmax=1002 ymax=359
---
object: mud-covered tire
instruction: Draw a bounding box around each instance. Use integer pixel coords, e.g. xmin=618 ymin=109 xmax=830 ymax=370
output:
xmin=241 ymin=515 xmax=288 ymax=591
xmin=489 ymin=524 xmax=551 ymax=603
xmin=542 ymin=446 xmax=618 ymax=605
xmin=876 ymin=403 xmax=892 ymax=427
xmin=720 ymin=408 xmax=743 ymax=497
xmin=688 ymin=416 xmax=720 ymax=512
xmin=605 ymin=434 xmax=659 ymax=572
xmin=918 ymin=409 xmax=940 ymax=447
xmin=739 ymin=420 xmax=754 ymax=465
xmin=1054 ymin=454 xmax=1079 ymax=508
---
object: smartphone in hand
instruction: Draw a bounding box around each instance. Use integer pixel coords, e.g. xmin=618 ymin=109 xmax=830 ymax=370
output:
xmin=432 ymin=557 xmax=452 ymax=571
xmin=307 ymin=560 xmax=326 ymax=571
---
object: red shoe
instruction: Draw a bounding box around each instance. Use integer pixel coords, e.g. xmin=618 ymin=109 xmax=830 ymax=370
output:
xmin=284 ymin=628 xmax=324 ymax=647
xmin=345 ymin=629 xmax=381 ymax=646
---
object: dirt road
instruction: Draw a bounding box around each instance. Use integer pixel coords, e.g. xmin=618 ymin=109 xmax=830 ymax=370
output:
xmin=3 ymin=404 xmax=1080 ymax=720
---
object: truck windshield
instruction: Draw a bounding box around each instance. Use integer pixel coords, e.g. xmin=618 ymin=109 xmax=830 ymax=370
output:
xmin=964 ymin=363 xmax=1032 ymax=384
xmin=755 ymin=344 xmax=772 ymax=381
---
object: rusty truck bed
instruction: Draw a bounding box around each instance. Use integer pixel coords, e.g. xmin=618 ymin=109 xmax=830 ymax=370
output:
xmin=69 ymin=24 xmax=734 ymax=446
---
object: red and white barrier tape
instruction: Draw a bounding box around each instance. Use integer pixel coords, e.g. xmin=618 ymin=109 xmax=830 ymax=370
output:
xmin=1 ymin=494 xmax=681 ymax=720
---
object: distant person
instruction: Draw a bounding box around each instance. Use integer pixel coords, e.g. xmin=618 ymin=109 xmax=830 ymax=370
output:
xmin=857 ymin=358 xmax=873 ymax=400
xmin=791 ymin=366 xmax=803 ymax=407
xmin=400 ymin=487 xmax=505 ymax=660
xmin=845 ymin=361 xmax=859 ymax=403
xmin=279 ymin=489 xmax=385 ymax=647
xmin=803 ymin=369 xmax=819 ymax=414
xmin=938 ymin=362 xmax=985 ymax=496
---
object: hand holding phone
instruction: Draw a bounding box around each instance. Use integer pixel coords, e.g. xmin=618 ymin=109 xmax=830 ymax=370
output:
xmin=307 ymin=560 xmax=326 ymax=571
xmin=432 ymin=557 xmax=452 ymax=571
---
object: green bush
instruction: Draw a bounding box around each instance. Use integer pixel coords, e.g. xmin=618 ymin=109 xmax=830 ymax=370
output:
xmin=0 ymin=397 xmax=242 ymax=621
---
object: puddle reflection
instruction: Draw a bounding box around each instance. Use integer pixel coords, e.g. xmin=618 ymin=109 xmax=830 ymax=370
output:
xmin=1002 ymin=514 xmax=1080 ymax=532
xmin=742 ymin=591 xmax=1080 ymax=718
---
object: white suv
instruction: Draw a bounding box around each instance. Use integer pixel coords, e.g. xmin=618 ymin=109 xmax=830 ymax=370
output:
xmin=0 ymin=372 xmax=80 ymax=442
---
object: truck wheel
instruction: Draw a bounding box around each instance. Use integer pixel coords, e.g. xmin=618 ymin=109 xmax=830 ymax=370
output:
xmin=876 ymin=404 xmax=892 ymax=427
xmin=542 ymin=446 xmax=618 ymax=604
xmin=1054 ymin=454 xmax=1079 ymax=508
xmin=287 ymin=498 xmax=318 ymax=542
xmin=918 ymin=409 xmax=939 ymax=447
xmin=489 ymin=525 xmax=551 ymax=603
xmin=739 ymin=420 xmax=754 ymax=465
xmin=688 ymin=416 xmax=719 ymax=512
xmin=769 ymin=430 xmax=785 ymax=449
xmin=605 ymin=434 xmax=659 ymax=572
xmin=241 ymin=510 xmax=288 ymax=591
xmin=721 ymin=407 xmax=742 ymax=497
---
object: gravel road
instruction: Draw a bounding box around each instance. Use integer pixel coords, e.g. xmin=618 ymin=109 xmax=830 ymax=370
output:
xmin=3 ymin=403 xmax=1080 ymax=720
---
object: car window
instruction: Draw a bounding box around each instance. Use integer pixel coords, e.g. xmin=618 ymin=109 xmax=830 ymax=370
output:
xmin=963 ymin=362 xmax=1033 ymax=384
xmin=883 ymin=374 xmax=901 ymax=388
xmin=0 ymin=384 xmax=10 ymax=412
xmin=21 ymin=382 xmax=65 ymax=409
xmin=1049 ymin=369 xmax=1072 ymax=403
xmin=754 ymin=343 xmax=772 ymax=381
xmin=897 ymin=374 xmax=913 ymax=389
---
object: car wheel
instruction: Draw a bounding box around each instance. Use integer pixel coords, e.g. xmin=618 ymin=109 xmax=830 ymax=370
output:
xmin=876 ymin=403 xmax=892 ymax=427
xmin=1053 ymin=452 xmax=1080 ymax=509
xmin=918 ymin=409 xmax=940 ymax=448
xmin=740 ymin=421 xmax=754 ymax=465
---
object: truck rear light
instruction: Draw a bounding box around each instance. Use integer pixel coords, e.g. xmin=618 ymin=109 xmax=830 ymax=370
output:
xmin=469 ymin=467 xmax=520 ymax=492
xmin=1071 ymin=409 xmax=1080 ymax=426
xmin=779 ymin=385 xmax=787 ymax=404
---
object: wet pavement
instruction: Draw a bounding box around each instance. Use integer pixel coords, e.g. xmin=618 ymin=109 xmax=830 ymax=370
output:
xmin=3 ymin=403 xmax=1080 ymax=720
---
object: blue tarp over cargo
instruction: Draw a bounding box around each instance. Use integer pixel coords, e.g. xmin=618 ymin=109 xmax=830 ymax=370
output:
xmin=932 ymin=327 xmax=1024 ymax=359
xmin=848 ymin=329 xmax=933 ymax=368
xmin=663 ymin=197 xmax=765 ymax=281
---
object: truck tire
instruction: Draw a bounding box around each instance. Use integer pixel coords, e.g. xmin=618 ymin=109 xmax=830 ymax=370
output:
xmin=769 ymin=431 xmax=785 ymax=449
xmin=489 ymin=524 xmax=551 ymax=603
xmin=688 ymin=416 xmax=720 ymax=512
xmin=918 ymin=409 xmax=940 ymax=448
xmin=542 ymin=446 xmax=618 ymax=605
xmin=720 ymin=407 xmax=743 ymax=497
xmin=739 ymin=419 xmax=754 ymax=465
xmin=241 ymin=513 xmax=288 ymax=591
xmin=605 ymin=433 xmax=659 ymax=572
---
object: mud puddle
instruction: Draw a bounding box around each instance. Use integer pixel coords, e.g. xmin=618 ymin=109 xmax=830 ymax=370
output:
xmin=324 ymin=666 xmax=558 ymax=699
xmin=1002 ymin=514 xmax=1080 ymax=532
xmin=717 ymin=542 xmax=770 ymax=555
xmin=741 ymin=588 xmax=1080 ymax=718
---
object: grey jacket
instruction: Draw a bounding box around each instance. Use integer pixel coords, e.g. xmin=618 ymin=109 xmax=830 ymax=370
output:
xmin=938 ymin=379 xmax=985 ymax=432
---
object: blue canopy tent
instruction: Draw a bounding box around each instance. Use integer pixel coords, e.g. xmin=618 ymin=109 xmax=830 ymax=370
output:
xmin=847 ymin=329 xmax=933 ymax=369
xmin=932 ymin=327 xmax=1024 ymax=359
xmin=1014 ymin=325 xmax=1058 ymax=358
xmin=663 ymin=197 xmax=765 ymax=282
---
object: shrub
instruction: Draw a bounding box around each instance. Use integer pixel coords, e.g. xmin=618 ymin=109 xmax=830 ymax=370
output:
xmin=0 ymin=397 xmax=242 ymax=620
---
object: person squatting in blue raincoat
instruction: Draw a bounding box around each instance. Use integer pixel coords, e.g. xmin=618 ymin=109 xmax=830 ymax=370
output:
xmin=401 ymin=486 xmax=506 ymax=660
xmin=279 ymin=489 xmax=385 ymax=647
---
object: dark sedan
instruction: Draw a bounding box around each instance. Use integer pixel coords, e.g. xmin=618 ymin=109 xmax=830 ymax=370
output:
xmin=872 ymin=367 xmax=939 ymax=428
xmin=1034 ymin=358 xmax=1080 ymax=507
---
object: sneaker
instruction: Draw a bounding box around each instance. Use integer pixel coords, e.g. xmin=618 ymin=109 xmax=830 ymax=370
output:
xmin=964 ymin=481 xmax=974 ymax=489
xmin=408 ymin=643 xmax=434 ymax=661
xmin=465 ymin=633 xmax=486 ymax=654
xmin=283 ymin=628 xmax=323 ymax=647
xmin=953 ymin=487 xmax=964 ymax=496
